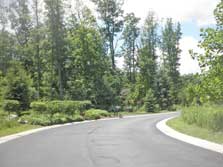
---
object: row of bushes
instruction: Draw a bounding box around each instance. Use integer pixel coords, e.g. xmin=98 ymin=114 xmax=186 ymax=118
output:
xmin=19 ymin=109 xmax=110 ymax=126
xmin=3 ymin=100 xmax=92 ymax=115
xmin=19 ymin=113 xmax=84 ymax=126
xmin=31 ymin=100 xmax=92 ymax=114
xmin=182 ymin=105 xmax=223 ymax=131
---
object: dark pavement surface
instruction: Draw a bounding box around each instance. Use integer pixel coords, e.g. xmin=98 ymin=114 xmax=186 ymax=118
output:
xmin=0 ymin=112 xmax=223 ymax=167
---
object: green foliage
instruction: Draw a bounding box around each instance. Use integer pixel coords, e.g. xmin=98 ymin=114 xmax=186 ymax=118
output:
xmin=4 ymin=63 xmax=32 ymax=110
xmin=31 ymin=100 xmax=92 ymax=115
xmin=122 ymin=13 xmax=140 ymax=83
xmin=30 ymin=102 xmax=47 ymax=113
xmin=84 ymin=109 xmax=110 ymax=120
xmin=161 ymin=19 xmax=182 ymax=105
xmin=91 ymin=0 xmax=124 ymax=69
xmin=182 ymin=105 xmax=223 ymax=131
xmin=0 ymin=119 xmax=20 ymax=130
xmin=47 ymin=100 xmax=92 ymax=115
xmin=3 ymin=100 xmax=20 ymax=113
xmin=187 ymin=1 xmax=223 ymax=105
xmin=144 ymin=89 xmax=156 ymax=112
xmin=138 ymin=12 xmax=158 ymax=93
xmin=20 ymin=114 xmax=51 ymax=126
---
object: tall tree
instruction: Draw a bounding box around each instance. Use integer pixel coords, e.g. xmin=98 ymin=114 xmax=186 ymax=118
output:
xmin=138 ymin=12 xmax=159 ymax=94
xmin=44 ymin=0 xmax=67 ymax=100
xmin=31 ymin=0 xmax=44 ymax=99
xmin=0 ymin=2 xmax=14 ymax=75
xmin=161 ymin=18 xmax=182 ymax=105
xmin=122 ymin=13 xmax=140 ymax=83
xmin=9 ymin=0 xmax=32 ymax=69
xmin=91 ymin=0 xmax=124 ymax=69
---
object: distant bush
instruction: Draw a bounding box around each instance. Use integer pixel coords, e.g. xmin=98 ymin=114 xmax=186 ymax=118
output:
xmin=30 ymin=102 xmax=47 ymax=113
xmin=30 ymin=100 xmax=92 ymax=115
xmin=182 ymin=105 xmax=223 ymax=131
xmin=3 ymin=100 xmax=20 ymax=114
xmin=84 ymin=109 xmax=110 ymax=120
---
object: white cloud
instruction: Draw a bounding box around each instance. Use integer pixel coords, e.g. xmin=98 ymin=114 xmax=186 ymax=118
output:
xmin=123 ymin=0 xmax=219 ymax=26
xmin=179 ymin=36 xmax=201 ymax=74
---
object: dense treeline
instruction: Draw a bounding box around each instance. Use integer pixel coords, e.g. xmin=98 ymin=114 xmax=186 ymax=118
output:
xmin=3 ymin=0 xmax=221 ymax=113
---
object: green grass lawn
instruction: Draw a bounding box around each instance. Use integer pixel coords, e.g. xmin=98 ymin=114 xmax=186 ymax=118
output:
xmin=0 ymin=110 xmax=40 ymax=137
xmin=0 ymin=123 xmax=40 ymax=137
xmin=167 ymin=117 xmax=223 ymax=144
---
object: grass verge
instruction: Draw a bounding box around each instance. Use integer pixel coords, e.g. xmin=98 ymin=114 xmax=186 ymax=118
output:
xmin=167 ymin=117 xmax=223 ymax=144
xmin=0 ymin=122 xmax=40 ymax=137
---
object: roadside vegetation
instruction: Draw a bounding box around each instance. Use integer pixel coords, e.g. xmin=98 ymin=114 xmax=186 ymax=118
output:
xmin=168 ymin=117 xmax=223 ymax=144
xmin=168 ymin=1 xmax=223 ymax=143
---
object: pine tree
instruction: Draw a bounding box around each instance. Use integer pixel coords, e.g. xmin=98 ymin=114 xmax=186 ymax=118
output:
xmin=44 ymin=0 xmax=67 ymax=100
xmin=138 ymin=12 xmax=159 ymax=94
xmin=161 ymin=18 xmax=182 ymax=105
xmin=9 ymin=0 xmax=32 ymax=70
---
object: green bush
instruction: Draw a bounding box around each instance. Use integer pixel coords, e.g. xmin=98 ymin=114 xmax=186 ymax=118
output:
xmin=84 ymin=109 xmax=109 ymax=120
xmin=72 ymin=114 xmax=84 ymax=122
xmin=3 ymin=100 xmax=20 ymax=113
xmin=46 ymin=100 xmax=92 ymax=115
xmin=30 ymin=100 xmax=92 ymax=115
xmin=51 ymin=113 xmax=69 ymax=124
xmin=30 ymin=102 xmax=47 ymax=113
xmin=19 ymin=114 xmax=51 ymax=126
xmin=182 ymin=105 xmax=223 ymax=131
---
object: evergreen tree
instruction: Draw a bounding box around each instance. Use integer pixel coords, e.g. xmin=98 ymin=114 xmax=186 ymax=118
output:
xmin=4 ymin=62 xmax=32 ymax=110
xmin=44 ymin=0 xmax=67 ymax=100
xmin=144 ymin=89 xmax=156 ymax=112
xmin=9 ymin=0 xmax=32 ymax=70
xmin=0 ymin=3 xmax=14 ymax=75
xmin=138 ymin=12 xmax=159 ymax=94
xmin=31 ymin=0 xmax=44 ymax=99
xmin=161 ymin=18 xmax=182 ymax=105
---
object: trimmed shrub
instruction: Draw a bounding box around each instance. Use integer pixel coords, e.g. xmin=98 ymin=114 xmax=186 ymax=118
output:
xmin=30 ymin=100 xmax=92 ymax=115
xmin=84 ymin=109 xmax=109 ymax=120
xmin=30 ymin=102 xmax=47 ymax=113
xmin=3 ymin=100 xmax=20 ymax=114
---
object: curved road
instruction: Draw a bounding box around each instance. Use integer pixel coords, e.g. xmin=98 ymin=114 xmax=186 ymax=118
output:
xmin=0 ymin=112 xmax=223 ymax=167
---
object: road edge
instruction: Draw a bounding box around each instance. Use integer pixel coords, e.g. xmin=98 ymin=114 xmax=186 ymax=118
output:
xmin=0 ymin=112 xmax=175 ymax=145
xmin=156 ymin=116 xmax=223 ymax=154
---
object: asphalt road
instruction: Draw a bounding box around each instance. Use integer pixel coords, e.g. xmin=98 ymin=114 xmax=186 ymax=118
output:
xmin=0 ymin=112 xmax=223 ymax=167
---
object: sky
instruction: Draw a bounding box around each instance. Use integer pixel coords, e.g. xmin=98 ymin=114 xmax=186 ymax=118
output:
xmin=83 ymin=0 xmax=219 ymax=75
